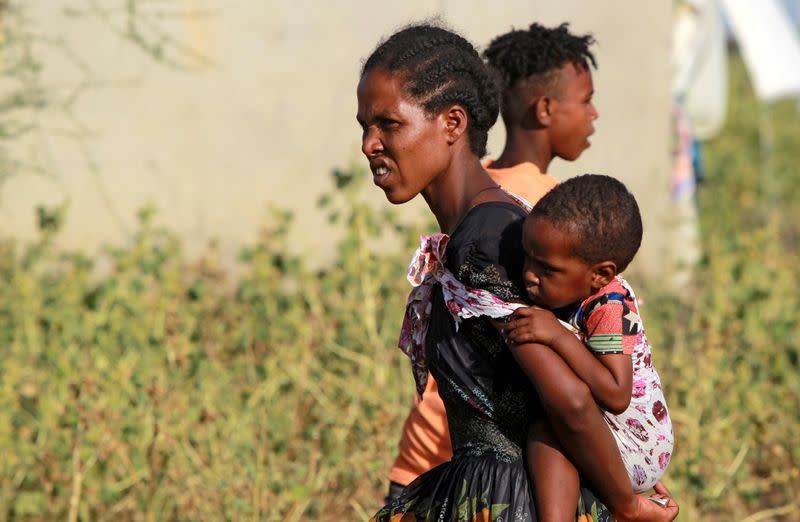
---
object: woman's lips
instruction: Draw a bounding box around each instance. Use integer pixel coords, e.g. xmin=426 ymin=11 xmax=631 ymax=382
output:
xmin=371 ymin=165 xmax=391 ymax=188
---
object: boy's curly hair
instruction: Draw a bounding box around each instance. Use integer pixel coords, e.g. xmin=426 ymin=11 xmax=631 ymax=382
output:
xmin=483 ymin=22 xmax=596 ymax=92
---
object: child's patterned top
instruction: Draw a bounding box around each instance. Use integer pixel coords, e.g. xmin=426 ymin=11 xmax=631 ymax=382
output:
xmin=567 ymin=276 xmax=674 ymax=491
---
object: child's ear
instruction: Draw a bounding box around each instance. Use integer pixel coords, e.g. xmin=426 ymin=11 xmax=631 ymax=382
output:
xmin=591 ymin=261 xmax=617 ymax=291
xmin=532 ymin=96 xmax=553 ymax=127
xmin=444 ymin=104 xmax=468 ymax=145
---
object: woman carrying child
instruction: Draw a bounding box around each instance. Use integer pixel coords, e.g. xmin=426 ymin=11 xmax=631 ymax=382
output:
xmin=357 ymin=23 xmax=678 ymax=521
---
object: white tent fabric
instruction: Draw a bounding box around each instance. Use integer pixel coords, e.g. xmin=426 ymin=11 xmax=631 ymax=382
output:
xmin=718 ymin=0 xmax=800 ymax=102
xmin=673 ymin=0 xmax=728 ymax=139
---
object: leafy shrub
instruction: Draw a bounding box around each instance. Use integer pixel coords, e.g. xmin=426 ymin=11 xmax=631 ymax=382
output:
xmin=0 ymin=170 xmax=431 ymax=520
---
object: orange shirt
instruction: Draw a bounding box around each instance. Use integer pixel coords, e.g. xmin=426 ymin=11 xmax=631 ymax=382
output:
xmin=387 ymin=377 xmax=451 ymax=486
xmin=387 ymin=161 xmax=559 ymax=486
xmin=484 ymin=160 xmax=559 ymax=206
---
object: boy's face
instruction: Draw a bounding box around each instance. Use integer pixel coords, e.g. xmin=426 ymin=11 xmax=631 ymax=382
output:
xmin=548 ymin=63 xmax=597 ymax=162
xmin=522 ymin=216 xmax=596 ymax=310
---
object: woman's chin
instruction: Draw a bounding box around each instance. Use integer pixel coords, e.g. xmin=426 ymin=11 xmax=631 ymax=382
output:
xmin=384 ymin=190 xmax=416 ymax=205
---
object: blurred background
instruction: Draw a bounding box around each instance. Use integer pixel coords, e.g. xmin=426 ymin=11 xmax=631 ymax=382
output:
xmin=0 ymin=0 xmax=798 ymax=520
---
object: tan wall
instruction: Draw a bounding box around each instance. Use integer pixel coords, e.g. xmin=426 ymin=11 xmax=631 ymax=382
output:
xmin=2 ymin=1 xmax=674 ymax=279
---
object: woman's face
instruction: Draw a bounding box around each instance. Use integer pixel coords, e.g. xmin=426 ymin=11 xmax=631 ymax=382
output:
xmin=356 ymin=68 xmax=451 ymax=204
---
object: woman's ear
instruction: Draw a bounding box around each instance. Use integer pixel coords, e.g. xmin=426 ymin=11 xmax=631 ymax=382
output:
xmin=444 ymin=104 xmax=468 ymax=145
xmin=590 ymin=261 xmax=618 ymax=291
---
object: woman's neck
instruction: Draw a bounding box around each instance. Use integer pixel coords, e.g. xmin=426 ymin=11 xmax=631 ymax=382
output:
xmin=422 ymin=155 xmax=501 ymax=235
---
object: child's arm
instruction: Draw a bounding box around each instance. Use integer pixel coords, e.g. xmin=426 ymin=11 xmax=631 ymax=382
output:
xmin=505 ymin=338 xmax=656 ymax=521
xmin=503 ymin=306 xmax=632 ymax=414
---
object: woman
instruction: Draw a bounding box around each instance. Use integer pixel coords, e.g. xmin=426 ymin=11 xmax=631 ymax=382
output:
xmin=358 ymin=24 xmax=678 ymax=521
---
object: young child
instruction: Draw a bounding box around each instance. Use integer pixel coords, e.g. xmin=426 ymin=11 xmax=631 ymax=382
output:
xmin=502 ymin=174 xmax=674 ymax=521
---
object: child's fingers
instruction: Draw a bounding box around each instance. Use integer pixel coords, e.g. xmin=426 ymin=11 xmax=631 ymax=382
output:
xmin=500 ymin=321 xmax=524 ymax=346
xmin=507 ymin=328 xmax=536 ymax=345
xmin=510 ymin=306 xmax=535 ymax=320
xmin=502 ymin=317 xmax=527 ymax=334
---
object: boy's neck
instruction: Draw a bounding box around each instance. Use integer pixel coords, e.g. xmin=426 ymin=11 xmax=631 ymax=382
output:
xmin=490 ymin=128 xmax=553 ymax=173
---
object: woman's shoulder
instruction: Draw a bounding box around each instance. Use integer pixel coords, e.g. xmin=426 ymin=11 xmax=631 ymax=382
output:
xmin=446 ymin=202 xmax=527 ymax=293
xmin=453 ymin=201 xmax=527 ymax=242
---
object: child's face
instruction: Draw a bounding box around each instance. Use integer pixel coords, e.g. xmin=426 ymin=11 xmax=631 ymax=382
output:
xmin=522 ymin=216 xmax=596 ymax=310
xmin=548 ymin=63 xmax=598 ymax=162
xmin=356 ymin=68 xmax=452 ymax=205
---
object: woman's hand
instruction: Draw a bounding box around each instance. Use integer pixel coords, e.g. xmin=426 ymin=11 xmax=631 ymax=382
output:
xmin=501 ymin=306 xmax=568 ymax=347
xmin=616 ymin=482 xmax=679 ymax=522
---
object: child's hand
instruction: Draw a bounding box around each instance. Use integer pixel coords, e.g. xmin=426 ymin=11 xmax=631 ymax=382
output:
xmin=500 ymin=306 xmax=568 ymax=347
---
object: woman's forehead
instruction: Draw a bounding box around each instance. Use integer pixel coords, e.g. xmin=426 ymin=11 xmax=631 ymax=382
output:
xmin=358 ymin=69 xmax=404 ymax=100
xmin=357 ymin=69 xmax=418 ymax=116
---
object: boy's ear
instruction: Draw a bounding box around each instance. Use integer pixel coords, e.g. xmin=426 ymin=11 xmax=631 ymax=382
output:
xmin=532 ymin=96 xmax=553 ymax=127
xmin=444 ymin=104 xmax=468 ymax=145
xmin=590 ymin=261 xmax=617 ymax=291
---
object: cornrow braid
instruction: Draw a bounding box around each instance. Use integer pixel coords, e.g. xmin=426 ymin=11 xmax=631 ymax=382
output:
xmin=483 ymin=22 xmax=596 ymax=91
xmin=529 ymin=174 xmax=642 ymax=272
xmin=362 ymin=24 xmax=500 ymax=157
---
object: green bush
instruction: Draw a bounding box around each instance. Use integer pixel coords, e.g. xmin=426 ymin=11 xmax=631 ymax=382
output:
xmin=0 ymin=174 xmax=430 ymax=520
xmin=0 ymin=54 xmax=797 ymax=520
xmin=651 ymin=56 xmax=800 ymax=522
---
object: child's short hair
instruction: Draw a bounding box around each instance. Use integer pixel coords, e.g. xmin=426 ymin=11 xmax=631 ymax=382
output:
xmin=483 ymin=22 xmax=596 ymax=93
xmin=529 ymin=174 xmax=642 ymax=272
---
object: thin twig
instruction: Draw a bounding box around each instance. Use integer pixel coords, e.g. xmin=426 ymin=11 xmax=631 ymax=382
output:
xmin=741 ymin=502 xmax=799 ymax=522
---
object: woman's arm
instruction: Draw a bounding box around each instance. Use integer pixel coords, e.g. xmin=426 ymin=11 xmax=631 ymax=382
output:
xmin=503 ymin=307 xmax=632 ymax=414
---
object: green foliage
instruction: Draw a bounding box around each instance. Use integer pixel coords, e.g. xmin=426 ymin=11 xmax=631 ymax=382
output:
xmin=643 ymin=55 xmax=800 ymax=521
xmin=0 ymin=166 xmax=427 ymax=520
xmin=0 ymin=54 xmax=798 ymax=520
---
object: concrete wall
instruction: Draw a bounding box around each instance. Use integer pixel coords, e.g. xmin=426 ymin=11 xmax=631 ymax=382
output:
xmin=1 ymin=1 xmax=674 ymax=279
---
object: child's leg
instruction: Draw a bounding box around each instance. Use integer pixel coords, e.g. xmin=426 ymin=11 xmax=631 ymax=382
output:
xmin=527 ymin=418 xmax=580 ymax=522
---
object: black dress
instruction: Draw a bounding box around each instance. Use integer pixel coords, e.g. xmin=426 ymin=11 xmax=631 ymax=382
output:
xmin=372 ymin=202 xmax=613 ymax=522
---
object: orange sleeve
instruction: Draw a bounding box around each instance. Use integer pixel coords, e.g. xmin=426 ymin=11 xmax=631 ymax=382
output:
xmin=388 ymin=376 xmax=452 ymax=486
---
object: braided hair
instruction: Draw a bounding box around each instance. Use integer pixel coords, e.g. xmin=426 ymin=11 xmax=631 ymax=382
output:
xmin=529 ymin=174 xmax=642 ymax=272
xmin=362 ymin=24 xmax=500 ymax=157
xmin=484 ymin=22 xmax=596 ymax=93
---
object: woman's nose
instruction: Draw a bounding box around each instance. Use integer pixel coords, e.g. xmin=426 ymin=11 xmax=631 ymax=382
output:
xmin=361 ymin=127 xmax=382 ymax=157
